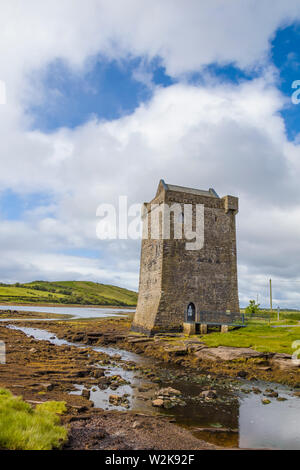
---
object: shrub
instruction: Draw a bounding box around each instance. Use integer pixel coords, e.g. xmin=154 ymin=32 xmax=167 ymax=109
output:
xmin=245 ymin=300 xmax=260 ymax=315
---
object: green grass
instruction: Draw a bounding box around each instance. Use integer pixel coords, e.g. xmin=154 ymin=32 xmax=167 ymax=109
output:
xmin=0 ymin=388 xmax=67 ymax=450
xmin=201 ymin=320 xmax=300 ymax=355
xmin=0 ymin=280 xmax=137 ymax=306
xmin=242 ymin=308 xmax=300 ymax=323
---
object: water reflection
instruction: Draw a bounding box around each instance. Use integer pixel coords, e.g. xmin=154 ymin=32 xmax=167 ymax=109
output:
xmin=5 ymin=324 xmax=300 ymax=449
xmin=239 ymin=388 xmax=300 ymax=449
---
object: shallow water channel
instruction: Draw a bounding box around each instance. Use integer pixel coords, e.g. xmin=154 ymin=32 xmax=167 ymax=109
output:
xmin=6 ymin=324 xmax=300 ymax=450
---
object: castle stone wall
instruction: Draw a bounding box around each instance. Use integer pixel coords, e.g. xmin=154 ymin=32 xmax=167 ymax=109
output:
xmin=132 ymin=181 xmax=239 ymax=335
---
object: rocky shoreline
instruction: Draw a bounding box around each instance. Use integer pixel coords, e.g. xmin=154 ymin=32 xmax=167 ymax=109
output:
xmin=0 ymin=314 xmax=299 ymax=450
xmin=0 ymin=320 xmax=218 ymax=450
xmin=50 ymin=316 xmax=300 ymax=387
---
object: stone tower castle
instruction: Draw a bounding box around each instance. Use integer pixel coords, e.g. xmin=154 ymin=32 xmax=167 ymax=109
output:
xmin=131 ymin=180 xmax=239 ymax=335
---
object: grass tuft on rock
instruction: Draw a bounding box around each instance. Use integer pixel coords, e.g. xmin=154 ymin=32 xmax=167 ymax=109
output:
xmin=0 ymin=388 xmax=67 ymax=450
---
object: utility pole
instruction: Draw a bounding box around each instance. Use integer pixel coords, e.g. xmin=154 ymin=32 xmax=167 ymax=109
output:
xmin=269 ymin=278 xmax=273 ymax=315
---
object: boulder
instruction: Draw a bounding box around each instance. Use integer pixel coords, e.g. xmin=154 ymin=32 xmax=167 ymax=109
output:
xmin=271 ymin=353 xmax=299 ymax=370
xmin=200 ymin=389 xmax=217 ymax=399
xmin=155 ymin=387 xmax=182 ymax=397
xmin=195 ymin=346 xmax=263 ymax=361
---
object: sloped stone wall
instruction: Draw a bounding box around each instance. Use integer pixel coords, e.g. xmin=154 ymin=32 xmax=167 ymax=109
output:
xmin=132 ymin=183 xmax=239 ymax=335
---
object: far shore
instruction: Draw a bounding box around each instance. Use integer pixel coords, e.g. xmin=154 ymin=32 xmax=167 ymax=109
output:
xmin=0 ymin=302 xmax=136 ymax=309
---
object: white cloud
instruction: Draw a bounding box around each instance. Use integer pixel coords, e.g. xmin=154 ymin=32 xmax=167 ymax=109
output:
xmin=0 ymin=1 xmax=300 ymax=305
xmin=1 ymin=0 xmax=300 ymax=86
xmin=1 ymin=73 xmax=300 ymax=305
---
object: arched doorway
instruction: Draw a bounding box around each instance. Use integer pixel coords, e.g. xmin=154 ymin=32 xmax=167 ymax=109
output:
xmin=186 ymin=302 xmax=196 ymax=322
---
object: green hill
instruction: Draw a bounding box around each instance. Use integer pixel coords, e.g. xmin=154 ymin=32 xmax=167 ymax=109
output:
xmin=0 ymin=281 xmax=137 ymax=306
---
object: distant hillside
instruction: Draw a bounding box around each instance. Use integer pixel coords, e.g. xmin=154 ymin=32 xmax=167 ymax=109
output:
xmin=0 ymin=281 xmax=137 ymax=306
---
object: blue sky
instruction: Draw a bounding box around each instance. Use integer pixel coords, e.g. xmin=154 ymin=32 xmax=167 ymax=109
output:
xmin=25 ymin=24 xmax=300 ymax=137
xmin=271 ymin=22 xmax=300 ymax=140
xmin=8 ymin=23 xmax=298 ymax=226
xmin=0 ymin=189 xmax=54 ymax=221
xmin=27 ymin=56 xmax=174 ymax=131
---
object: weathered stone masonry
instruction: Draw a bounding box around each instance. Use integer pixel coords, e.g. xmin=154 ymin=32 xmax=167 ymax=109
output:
xmin=132 ymin=180 xmax=239 ymax=335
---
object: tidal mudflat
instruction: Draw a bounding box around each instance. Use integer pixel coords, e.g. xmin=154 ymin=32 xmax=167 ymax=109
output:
xmin=1 ymin=310 xmax=299 ymax=449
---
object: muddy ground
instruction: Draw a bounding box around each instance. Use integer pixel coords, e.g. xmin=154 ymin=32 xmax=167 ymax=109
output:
xmin=0 ymin=314 xmax=299 ymax=450
xmin=0 ymin=320 xmax=217 ymax=450
xmin=44 ymin=315 xmax=300 ymax=388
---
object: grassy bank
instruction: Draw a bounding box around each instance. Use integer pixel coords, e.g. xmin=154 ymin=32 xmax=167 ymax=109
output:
xmin=201 ymin=314 xmax=300 ymax=355
xmin=0 ymin=389 xmax=67 ymax=450
xmin=0 ymin=280 xmax=137 ymax=306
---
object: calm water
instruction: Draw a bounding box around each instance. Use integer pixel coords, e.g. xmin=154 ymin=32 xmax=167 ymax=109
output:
xmin=6 ymin=324 xmax=300 ymax=449
xmin=0 ymin=304 xmax=133 ymax=319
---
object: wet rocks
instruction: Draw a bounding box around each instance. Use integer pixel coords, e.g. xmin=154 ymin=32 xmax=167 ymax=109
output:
xmin=155 ymin=387 xmax=182 ymax=397
xmin=164 ymin=345 xmax=188 ymax=356
xmin=152 ymin=398 xmax=164 ymax=407
xmin=86 ymin=333 xmax=103 ymax=345
xmin=92 ymin=369 xmax=105 ymax=378
xmin=81 ymin=389 xmax=90 ymax=399
xmin=261 ymin=398 xmax=271 ymax=405
xmin=38 ymin=382 xmax=54 ymax=392
xmin=264 ymin=391 xmax=278 ymax=398
xmin=109 ymin=375 xmax=130 ymax=390
xmin=237 ymin=370 xmax=248 ymax=378
xmin=97 ymin=377 xmax=112 ymax=389
xmin=199 ymin=389 xmax=217 ymax=399
xmin=127 ymin=337 xmax=153 ymax=344
xmin=271 ymin=353 xmax=298 ymax=370
xmin=138 ymin=385 xmax=152 ymax=392
xmin=152 ymin=387 xmax=186 ymax=409
xmin=194 ymin=426 xmax=238 ymax=434
xmin=75 ymin=370 xmax=89 ymax=378
xmin=109 ymin=394 xmax=130 ymax=408
xmin=195 ymin=346 xmax=263 ymax=362
xmin=71 ymin=332 xmax=85 ymax=342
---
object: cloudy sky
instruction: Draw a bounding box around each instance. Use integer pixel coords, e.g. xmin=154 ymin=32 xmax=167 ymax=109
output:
xmin=1 ymin=1 xmax=300 ymax=307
